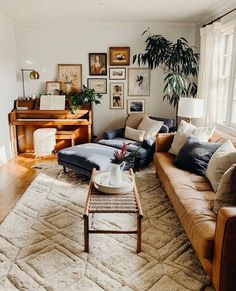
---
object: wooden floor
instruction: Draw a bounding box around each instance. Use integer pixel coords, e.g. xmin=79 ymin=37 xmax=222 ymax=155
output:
xmin=0 ymin=154 xmax=57 ymax=224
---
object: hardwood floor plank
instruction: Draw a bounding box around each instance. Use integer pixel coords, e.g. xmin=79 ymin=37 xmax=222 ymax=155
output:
xmin=0 ymin=154 xmax=57 ymax=223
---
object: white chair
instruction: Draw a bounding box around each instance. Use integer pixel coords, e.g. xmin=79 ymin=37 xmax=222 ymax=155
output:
xmin=33 ymin=128 xmax=56 ymax=157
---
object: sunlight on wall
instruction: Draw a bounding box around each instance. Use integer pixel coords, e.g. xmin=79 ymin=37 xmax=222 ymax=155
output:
xmin=0 ymin=145 xmax=7 ymax=166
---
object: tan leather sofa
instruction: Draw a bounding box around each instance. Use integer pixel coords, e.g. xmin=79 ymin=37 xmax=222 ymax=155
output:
xmin=154 ymin=130 xmax=236 ymax=291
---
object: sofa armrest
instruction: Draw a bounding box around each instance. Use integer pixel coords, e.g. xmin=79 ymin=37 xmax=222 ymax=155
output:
xmin=103 ymin=128 xmax=124 ymax=140
xmin=212 ymin=207 xmax=236 ymax=291
xmin=155 ymin=133 xmax=175 ymax=152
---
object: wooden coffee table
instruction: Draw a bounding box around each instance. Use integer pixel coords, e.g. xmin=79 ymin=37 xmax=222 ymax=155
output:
xmin=83 ymin=168 xmax=143 ymax=253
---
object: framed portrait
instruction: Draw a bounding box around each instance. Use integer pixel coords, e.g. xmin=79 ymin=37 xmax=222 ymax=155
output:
xmin=109 ymin=67 xmax=126 ymax=80
xmin=110 ymin=83 xmax=124 ymax=109
xmin=109 ymin=47 xmax=130 ymax=66
xmin=45 ymin=81 xmax=61 ymax=95
xmin=58 ymin=64 xmax=82 ymax=94
xmin=128 ymin=68 xmax=150 ymax=96
xmin=87 ymin=78 xmax=107 ymax=94
xmin=89 ymin=53 xmax=107 ymax=75
xmin=127 ymin=99 xmax=145 ymax=114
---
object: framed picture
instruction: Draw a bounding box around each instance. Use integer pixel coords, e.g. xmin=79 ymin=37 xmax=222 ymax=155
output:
xmin=45 ymin=81 xmax=61 ymax=95
xmin=87 ymin=78 xmax=107 ymax=94
xmin=127 ymin=99 xmax=145 ymax=114
xmin=110 ymin=83 xmax=124 ymax=109
xmin=109 ymin=47 xmax=130 ymax=66
xmin=58 ymin=64 xmax=82 ymax=94
xmin=128 ymin=68 xmax=150 ymax=96
xmin=109 ymin=67 xmax=126 ymax=80
xmin=89 ymin=53 xmax=107 ymax=75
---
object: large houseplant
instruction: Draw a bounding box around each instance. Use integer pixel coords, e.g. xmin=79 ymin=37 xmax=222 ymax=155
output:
xmin=66 ymin=85 xmax=102 ymax=113
xmin=133 ymin=30 xmax=199 ymax=123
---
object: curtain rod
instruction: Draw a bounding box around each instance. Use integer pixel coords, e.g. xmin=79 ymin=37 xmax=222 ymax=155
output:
xmin=202 ymin=7 xmax=236 ymax=27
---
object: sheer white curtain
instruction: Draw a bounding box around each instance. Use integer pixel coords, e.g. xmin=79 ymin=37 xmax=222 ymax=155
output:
xmin=197 ymin=22 xmax=222 ymax=126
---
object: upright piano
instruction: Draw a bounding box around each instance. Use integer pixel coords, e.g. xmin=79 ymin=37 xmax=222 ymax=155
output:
xmin=9 ymin=102 xmax=92 ymax=155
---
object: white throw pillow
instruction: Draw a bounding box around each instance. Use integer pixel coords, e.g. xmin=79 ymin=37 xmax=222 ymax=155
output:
xmin=169 ymin=120 xmax=215 ymax=155
xmin=124 ymin=126 xmax=145 ymax=142
xmin=206 ymin=140 xmax=236 ymax=192
xmin=169 ymin=131 xmax=191 ymax=155
xmin=137 ymin=116 xmax=164 ymax=140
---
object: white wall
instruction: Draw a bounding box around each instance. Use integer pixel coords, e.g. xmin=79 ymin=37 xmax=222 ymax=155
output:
xmin=15 ymin=22 xmax=196 ymax=137
xmin=0 ymin=14 xmax=17 ymax=166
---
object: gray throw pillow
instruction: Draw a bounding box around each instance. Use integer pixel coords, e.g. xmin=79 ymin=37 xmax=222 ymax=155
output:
xmin=214 ymin=164 xmax=236 ymax=213
xmin=206 ymin=140 xmax=236 ymax=192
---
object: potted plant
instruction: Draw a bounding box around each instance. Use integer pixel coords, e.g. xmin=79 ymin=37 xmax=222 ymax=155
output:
xmin=66 ymin=85 xmax=103 ymax=113
xmin=133 ymin=29 xmax=199 ymax=123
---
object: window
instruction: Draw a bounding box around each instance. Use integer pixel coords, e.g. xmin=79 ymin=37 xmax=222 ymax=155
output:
xmin=217 ymin=26 xmax=236 ymax=130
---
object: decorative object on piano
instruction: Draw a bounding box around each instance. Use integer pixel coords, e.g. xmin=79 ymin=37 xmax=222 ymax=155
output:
xmin=89 ymin=53 xmax=107 ymax=75
xmin=67 ymin=85 xmax=102 ymax=114
xmin=87 ymin=78 xmax=107 ymax=94
xmin=58 ymin=64 xmax=82 ymax=95
xmin=46 ymin=81 xmax=61 ymax=95
xmin=109 ymin=47 xmax=130 ymax=66
xmin=16 ymin=99 xmax=36 ymax=110
xmin=127 ymin=99 xmax=145 ymax=114
xmin=20 ymin=69 xmax=40 ymax=98
xmin=40 ymin=95 xmax=66 ymax=110
xmin=109 ymin=67 xmax=126 ymax=80
xmin=128 ymin=68 xmax=150 ymax=96
xmin=110 ymin=83 xmax=124 ymax=109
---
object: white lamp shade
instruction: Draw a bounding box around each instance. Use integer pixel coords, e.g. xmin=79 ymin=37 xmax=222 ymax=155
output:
xmin=178 ymin=98 xmax=204 ymax=119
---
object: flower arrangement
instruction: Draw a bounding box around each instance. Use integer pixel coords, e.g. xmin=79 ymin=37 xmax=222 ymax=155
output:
xmin=111 ymin=143 xmax=141 ymax=164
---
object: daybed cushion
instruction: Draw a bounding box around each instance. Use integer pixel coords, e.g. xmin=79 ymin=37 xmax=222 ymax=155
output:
xmin=154 ymin=152 xmax=216 ymax=259
xmin=58 ymin=143 xmax=117 ymax=171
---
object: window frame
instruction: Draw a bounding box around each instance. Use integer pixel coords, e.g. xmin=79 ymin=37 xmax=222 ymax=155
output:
xmin=216 ymin=25 xmax=236 ymax=135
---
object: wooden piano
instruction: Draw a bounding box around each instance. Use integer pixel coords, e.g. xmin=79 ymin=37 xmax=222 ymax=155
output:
xmin=9 ymin=102 xmax=92 ymax=155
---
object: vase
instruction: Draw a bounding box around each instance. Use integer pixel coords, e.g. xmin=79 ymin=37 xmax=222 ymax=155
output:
xmin=109 ymin=161 xmax=126 ymax=186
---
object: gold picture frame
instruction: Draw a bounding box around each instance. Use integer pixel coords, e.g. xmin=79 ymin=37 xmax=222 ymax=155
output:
xmin=58 ymin=64 xmax=82 ymax=94
xmin=109 ymin=47 xmax=130 ymax=66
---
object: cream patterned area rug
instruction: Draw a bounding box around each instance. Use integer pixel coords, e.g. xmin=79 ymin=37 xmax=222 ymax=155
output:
xmin=0 ymin=165 xmax=214 ymax=291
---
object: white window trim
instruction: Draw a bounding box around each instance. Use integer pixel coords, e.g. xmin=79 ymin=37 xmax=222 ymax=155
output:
xmin=216 ymin=24 xmax=236 ymax=136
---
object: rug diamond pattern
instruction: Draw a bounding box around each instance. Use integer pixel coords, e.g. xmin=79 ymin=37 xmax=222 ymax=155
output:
xmin=0 ymin=166 xmax=214 ymax=290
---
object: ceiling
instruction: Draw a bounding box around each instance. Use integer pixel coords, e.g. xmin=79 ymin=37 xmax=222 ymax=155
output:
xmin=0 ymin=0 xmax=226 ymax=24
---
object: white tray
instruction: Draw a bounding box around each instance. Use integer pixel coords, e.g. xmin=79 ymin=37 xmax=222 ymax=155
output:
xmin=94 ymin=172 xmax=134 ymax=194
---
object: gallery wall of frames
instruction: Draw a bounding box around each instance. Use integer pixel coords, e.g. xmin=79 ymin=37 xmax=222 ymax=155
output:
xmin=45 ymin=47 xmax=150 ymax=115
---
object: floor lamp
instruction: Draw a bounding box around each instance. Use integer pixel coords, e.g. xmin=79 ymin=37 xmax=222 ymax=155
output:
xmin=178 ymin=97 xmax=204 ymax=123
xmin=21 ymin=69 xmax=40 ymax=98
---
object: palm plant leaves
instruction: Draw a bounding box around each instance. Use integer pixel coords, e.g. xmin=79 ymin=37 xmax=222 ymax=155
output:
xmin=133 ymin=30 xmax=199 ymax=112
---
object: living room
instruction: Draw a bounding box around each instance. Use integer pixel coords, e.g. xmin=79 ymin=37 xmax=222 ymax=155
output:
xmin=0 ymin=0 xmax=236 ymax=290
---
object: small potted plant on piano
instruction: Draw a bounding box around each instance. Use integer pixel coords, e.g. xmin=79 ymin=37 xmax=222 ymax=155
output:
xmin=67 ymin=85 xmax=102 ymax=114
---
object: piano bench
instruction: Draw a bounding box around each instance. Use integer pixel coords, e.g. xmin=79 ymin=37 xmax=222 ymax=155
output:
xmin=56 ymin=130 xmax=78 ymax=147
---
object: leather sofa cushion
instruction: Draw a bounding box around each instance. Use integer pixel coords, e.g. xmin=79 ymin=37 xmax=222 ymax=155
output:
xmin=154 ymin=152 xmax=217 ymax=259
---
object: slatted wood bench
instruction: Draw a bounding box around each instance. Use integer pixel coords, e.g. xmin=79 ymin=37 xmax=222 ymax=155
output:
xmin=83 ymin=168 xmax=143 ymax=253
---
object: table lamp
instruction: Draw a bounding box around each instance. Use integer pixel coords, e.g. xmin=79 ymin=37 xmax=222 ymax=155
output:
xmin=21 ymin=69 xmax=40 ymax=98
xmin=178 ymin=97 xmax=204 ymax=123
